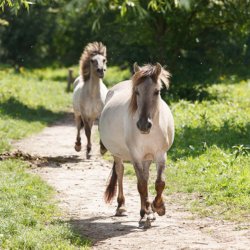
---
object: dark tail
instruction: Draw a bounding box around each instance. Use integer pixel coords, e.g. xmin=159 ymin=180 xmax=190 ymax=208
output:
xmin=104 ymin=162 xmax=117 ymax=203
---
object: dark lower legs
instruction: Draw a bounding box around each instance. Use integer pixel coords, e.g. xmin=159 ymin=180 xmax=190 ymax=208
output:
xmin=152 ymin=162 xmax=166 ymax=216
xmin=74 ymin=115 xmax=82 ymax=152
xmin=114 ymin=157 xmax=127 ymax=216
xmin=134 ymin=161 xmax=154 ymax=228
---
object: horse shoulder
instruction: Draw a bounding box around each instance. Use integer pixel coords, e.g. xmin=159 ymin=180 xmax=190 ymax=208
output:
xmin=105 ymin=80 xmax=132 ymax=104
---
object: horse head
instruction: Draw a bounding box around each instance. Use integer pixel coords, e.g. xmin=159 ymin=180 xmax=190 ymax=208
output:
xmin=130 ymin=63 xmax=170 ymax=134
xmin=90 ymin=53 xmax=107 ymax=79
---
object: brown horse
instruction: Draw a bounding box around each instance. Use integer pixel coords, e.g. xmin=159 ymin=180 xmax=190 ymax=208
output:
xmin=99 ymin=63 xmax=174 ymax=228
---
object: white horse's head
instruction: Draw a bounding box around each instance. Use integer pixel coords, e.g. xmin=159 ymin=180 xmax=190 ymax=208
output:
xmin=90 ymin=53 xmax=107 ymax=79
xmin=79 ymin=42 xmax=107 ymax=81
xmin=130 ymin=63 xmax=170 ymax=134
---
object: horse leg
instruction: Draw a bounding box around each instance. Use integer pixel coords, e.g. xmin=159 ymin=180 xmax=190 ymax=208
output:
xmin=134 ymin=161 xmax=153 ymax=228
xmin=114 ymin=157 xmax=127 ymax=216
xmin=152 ymin=155 xmax=166 ymax=216
xmin=74 ymin=115 xmax=83 ymax=152
xmin=83 ymin=119 xmax=93 ymax=155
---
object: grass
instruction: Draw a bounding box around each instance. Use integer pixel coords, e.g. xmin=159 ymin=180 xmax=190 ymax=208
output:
xmin=105 ymin=66 xmax=131 ymax=87
xmin=163 ymin=80 xmax=250 ymax=221
xmin=0 ymin=160 xmax=90 ymax=249
xmin=0 ymin=66 xmax=72 ymax=153
xmin=0 ymin=65 xmax=90 ymax=249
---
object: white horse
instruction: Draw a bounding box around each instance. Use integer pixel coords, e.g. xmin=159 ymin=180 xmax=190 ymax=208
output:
xmin=73 ymin=42 xmax=108 ymax=157
xmin=99 ymin=63 xmax=174 ymax=228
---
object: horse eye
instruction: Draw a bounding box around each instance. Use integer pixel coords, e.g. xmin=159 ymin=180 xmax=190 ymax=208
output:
xmin=135 ymin=90 xmax=139 ymax=96
xmin=103 ymin=59 xmax=106 ymax=63
xmin=91 ymin=59 xmax=94 ymax=63
xmin=154 ymin=90 xmax=160 ymax=95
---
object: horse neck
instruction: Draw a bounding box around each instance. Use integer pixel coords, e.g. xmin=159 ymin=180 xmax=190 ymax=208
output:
xmin=152 ymin=100 xmax=161 ymax=123
xmin=85 ymin=73 xmax=102 ymax=97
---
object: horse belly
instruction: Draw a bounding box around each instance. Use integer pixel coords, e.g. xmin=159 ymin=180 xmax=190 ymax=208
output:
xmin=99 ymin=104 xmax=131 ymax=161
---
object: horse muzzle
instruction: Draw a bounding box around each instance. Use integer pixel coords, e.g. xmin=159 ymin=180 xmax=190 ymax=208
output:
xmin=97 ymin=68 xmax=104 ymax=78
xmin=136 ymin=118 xmax=152 ymax=134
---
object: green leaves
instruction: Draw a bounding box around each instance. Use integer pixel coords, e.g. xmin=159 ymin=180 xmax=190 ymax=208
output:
xmin=232 ymin=144 xmax=250 ymax=160
xmin=0 ymin=0 xmax=33 ymax=14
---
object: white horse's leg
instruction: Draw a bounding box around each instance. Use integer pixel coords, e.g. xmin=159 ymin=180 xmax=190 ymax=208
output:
xmin=134 ymin=160 xmax=153 ymax=228
xmin=83 ymin=118 xmax=93 ymax=156
xmin=114 ymin=157 xmax=127 ymax=216
xmin=74 ymin=115 xmax=83 ymax=152
xmin=152 ymin=154 xmax=166 ymax=216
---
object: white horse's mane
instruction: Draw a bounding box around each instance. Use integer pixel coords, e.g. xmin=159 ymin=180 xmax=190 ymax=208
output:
xmin=79 ymin=42 xmax=107 ymax=81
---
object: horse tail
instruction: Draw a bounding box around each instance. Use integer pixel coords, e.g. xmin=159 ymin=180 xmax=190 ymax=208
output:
xmin=104 ymin=162 xmax=117 ymax=203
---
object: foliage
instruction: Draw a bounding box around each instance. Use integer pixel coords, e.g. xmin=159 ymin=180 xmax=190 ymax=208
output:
xmin=0 ymin=1 xmax=250 ymax=99
xmin=0 ymin=0 xmax=31 ymax=13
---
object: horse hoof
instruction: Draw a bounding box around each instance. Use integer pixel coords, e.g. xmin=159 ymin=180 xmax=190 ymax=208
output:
xmin=144 ymin=219 xmax=151 ymax=229
xmin=139 ymin=217 xmax=151 ymax=229
xmin=115 ymin=206 xmax=127 ymax=217
xmin=147 ymin=213 xmax=156 ymax=221
xmin=74 ymin=144 xmax=81 ymax=152
xmin=151 ymin=202 xmax=166 ymax=216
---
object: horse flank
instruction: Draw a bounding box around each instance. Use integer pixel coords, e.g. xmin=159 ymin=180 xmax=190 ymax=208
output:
xmin=79 ymin=42 xmax=107 ymax=81
xmin=129 ymin=64 xmax=171 ymax=114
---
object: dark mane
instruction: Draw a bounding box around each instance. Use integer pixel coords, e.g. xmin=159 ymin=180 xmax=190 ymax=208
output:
xmin=79 ymin=42 xmax=107 ymax=81
xmin=129 ymin=64 xmax=170 ymax=114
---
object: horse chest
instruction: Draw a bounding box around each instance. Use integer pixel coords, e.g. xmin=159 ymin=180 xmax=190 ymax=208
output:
xmin=81 ymin=97 xmax=104 ymax=119
xmin=126 ymin=126 xmax=167 ymax=161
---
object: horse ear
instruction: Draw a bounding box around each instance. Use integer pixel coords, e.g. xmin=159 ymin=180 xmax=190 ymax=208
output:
xmin=155 ymin=62 xmax=162 ymax=77
xmin=103 ymin=46 xmax=107 ymax=57
xmin=133 ymin=62 xmax=140 ymax=73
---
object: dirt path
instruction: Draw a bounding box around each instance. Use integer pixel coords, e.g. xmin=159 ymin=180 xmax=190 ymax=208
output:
xmin=13 ymin=115 xmax=249 ymax=250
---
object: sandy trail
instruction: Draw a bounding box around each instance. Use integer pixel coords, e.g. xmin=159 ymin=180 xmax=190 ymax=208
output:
xmin=13 ymin=115 xmax=249 ymax=250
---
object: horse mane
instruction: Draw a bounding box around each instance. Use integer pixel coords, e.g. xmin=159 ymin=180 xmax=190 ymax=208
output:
xmin=79 ymin=42 xmax=107 ymax=81
xmin=129 ymin=64 xmax=171 ymax=114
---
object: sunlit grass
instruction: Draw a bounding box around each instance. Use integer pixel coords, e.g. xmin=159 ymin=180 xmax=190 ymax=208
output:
xmin=0 ymin=160 xmax=90 ymax=249
xmin=0 ymin=66 xmax=72 ymax=153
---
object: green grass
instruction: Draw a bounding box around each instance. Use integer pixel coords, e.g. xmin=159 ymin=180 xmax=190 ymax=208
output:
xmin=0 ymin=66 xmax=72 ymax=153
xmin=163 ymin=80 xmax=250 ymax=221
xmin=0 ymin=160 xmax=90 ymax=249
xmin=0 ymin=65 xmax=90 ymax=249
xmin=105 ymin=66 xmax=131 ymax=87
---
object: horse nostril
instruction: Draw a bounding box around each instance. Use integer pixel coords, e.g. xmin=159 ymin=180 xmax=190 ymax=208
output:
xmin=136 ymin=121 xmax=141 ymax=130
xmin=147 ymin=122 xmax=152 ymax=129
